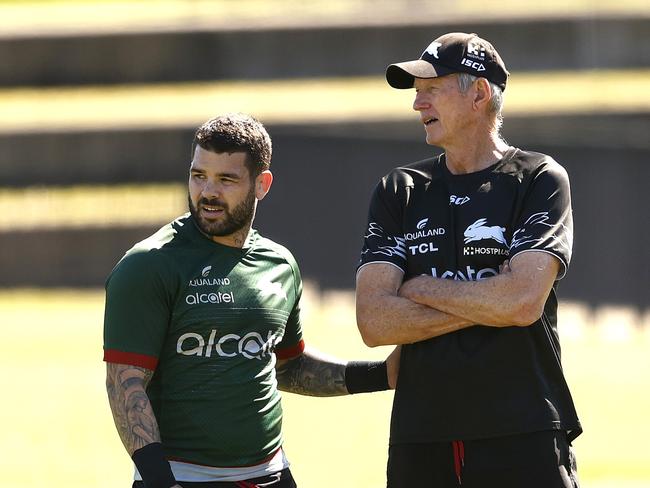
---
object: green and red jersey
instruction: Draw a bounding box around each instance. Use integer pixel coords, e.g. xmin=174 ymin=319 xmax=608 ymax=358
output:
xmin=103 ymin=214 xmax=304 ymax=467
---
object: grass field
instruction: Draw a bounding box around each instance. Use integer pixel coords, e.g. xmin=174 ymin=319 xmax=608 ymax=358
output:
xmin=2 ymin=70 xmax=650 ymax=134
xmin=0 ymin=288 xmax=649 ymax=487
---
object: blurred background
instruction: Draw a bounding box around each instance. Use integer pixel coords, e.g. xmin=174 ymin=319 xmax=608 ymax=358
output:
xmin=0 ymin=0 xmax=648 ymax=487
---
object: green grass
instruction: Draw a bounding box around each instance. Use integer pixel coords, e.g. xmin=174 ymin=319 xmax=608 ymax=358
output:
xmin=2 ymin=70 xmax=650 ymax=134
xmin=0 ymin=289 xmax=648 ymax=487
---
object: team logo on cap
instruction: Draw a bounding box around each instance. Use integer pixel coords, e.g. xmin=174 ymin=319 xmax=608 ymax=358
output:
xmin=424 ymin=41 xmax=442 ymax=59
xmin=467 ymin=41 xmax=486 ymax=60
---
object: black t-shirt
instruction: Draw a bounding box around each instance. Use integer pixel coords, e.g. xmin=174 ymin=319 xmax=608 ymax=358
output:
xmin=358 ymin=147 xmax=582 ymax=443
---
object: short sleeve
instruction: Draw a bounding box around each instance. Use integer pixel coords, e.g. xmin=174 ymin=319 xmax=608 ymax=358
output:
xmin=103 ymin=252 xmax=172 ymax=369
xmin=274 ymin=257 xmax=304 ymax=360
xmin=510 ymin=161 xmax=573 ymax=280
xmin=357 ymin=179 xmax=407 ymax=275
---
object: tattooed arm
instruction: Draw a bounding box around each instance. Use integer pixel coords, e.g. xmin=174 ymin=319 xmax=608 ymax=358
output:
xmin=276 ymin=347 xmax=348 ymax=396
xmin=105 ymin=363 xmax=161 ymax=455
xmin=275 ymin=346 xmax=399 ymax=396
xmin=106 ymin=363 xmax=182 ymax=488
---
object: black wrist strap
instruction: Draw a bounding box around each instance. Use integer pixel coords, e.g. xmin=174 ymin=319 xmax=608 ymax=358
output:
xmin=345 ymin=361 xmax=389 ymax=394
xmin=132 ymin=442 xmax=176 ymax=488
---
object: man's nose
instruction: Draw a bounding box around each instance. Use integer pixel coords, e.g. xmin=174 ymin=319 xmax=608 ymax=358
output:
xmin=202 ymin=179 xmax=221 ymax=199
xmin=413 ymin=93 xmax=429 ymax=112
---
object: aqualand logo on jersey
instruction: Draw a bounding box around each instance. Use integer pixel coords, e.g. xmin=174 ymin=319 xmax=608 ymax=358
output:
xmin=177 ymin=329 xmax=281 ymax=360
xmin=188 ymin=264 xmax=231 ymax=287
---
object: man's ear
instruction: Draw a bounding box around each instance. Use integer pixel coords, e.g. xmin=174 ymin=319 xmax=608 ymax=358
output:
xmin=472 ymin=77 xmax=492 ymax=111
xmin=255 ymin=170 xmax=273 ymax=200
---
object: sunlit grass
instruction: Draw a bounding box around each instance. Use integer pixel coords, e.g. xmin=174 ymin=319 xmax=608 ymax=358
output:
xmin=1 ymin=70 xmax=649 ymax=134
xmin=0 ymin=184 xmax=186 ymax=231
xmin=0 ymin=289 xmax=649 ymax=487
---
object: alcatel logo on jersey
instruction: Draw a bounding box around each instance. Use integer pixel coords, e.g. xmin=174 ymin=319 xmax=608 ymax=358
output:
xmin=431 ymin=266 xmax=498 ymax=281
xmin=464 ymin=218 xmax=507 ymax=245
xmin=185 ymin=291 xmax=235 ymax=305
xmin=177 ymin=329 xmax=280 ymax=360
xmin=450 ymin=195 xmax=470 ymax=206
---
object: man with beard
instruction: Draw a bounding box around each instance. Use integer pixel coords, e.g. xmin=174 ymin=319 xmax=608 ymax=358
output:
xmin=104 ymin=113 xmax=397 ymax=488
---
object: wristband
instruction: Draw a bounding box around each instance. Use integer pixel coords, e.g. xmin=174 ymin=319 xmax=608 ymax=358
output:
xmin=345 ymin=361 xmax=389 ymax=394
xmin=132 ymin=442 xmax=176 ymax=488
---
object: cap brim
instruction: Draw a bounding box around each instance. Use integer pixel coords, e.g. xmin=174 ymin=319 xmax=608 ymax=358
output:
xmin=386 ymin=60 xmax=456 ymax=89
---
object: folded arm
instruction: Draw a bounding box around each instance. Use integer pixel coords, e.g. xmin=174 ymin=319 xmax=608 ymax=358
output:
xmin=398 ymin=252 xmax=559 ymax=327
xmin=355 ymin=263 xmax=474 ymax=347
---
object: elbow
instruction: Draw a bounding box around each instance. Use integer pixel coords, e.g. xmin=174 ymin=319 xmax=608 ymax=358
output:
xmin=508 ymin=296 xmax=545 ymax=326
xmin=356 ymin=318 xmax=383 ymax=347
xmin=356 ymin=309 xmax=386 ymax=347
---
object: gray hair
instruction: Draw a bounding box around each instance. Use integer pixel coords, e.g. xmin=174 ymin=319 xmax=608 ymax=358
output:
xmin=457 ymin=73 xmax=504 ymax=131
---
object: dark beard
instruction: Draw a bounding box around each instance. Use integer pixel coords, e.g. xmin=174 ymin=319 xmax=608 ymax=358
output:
xmin=189 ymin=186 xmax=256 ymax=238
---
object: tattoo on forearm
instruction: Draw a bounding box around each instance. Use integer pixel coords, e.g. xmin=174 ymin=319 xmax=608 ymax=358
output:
xmin=106 ymin=363 xmax=160 ymax=455
xmin=276 ymin=353 xmax=347 ymax=397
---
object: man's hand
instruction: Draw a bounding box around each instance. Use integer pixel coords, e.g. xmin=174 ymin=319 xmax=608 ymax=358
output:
xmin=385 ymin=346 xmax=401 ymax=389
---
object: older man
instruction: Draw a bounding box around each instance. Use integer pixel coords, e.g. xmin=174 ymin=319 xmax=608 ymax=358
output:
xmin=356 ymin=33 xmax=581 ymax=487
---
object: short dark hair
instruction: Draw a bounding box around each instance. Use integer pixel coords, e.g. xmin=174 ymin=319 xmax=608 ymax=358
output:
xmin=192 ymin=113 xmax=272 ymax=177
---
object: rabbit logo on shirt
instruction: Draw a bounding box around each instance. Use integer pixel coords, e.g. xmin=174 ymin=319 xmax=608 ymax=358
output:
xmin=464 ymin=218 xmax=507 ymax=245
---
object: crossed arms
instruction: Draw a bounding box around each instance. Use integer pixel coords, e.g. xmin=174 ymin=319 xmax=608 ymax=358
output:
xmin=355 ymin=251 xmax=560 ymax=347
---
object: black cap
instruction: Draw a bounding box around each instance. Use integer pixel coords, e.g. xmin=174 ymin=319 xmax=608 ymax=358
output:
xmin=386 ymin=32 xmax=509 ymax=91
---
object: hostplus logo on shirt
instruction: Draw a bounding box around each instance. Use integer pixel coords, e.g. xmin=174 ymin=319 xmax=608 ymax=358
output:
xmin=463 ymin=218 xmax=509 ymax=257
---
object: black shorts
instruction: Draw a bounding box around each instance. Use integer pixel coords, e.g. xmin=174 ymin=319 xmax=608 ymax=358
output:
xmin=387 ymin=430 xmax=579 ymax=488
xmin=132 ymin=467 xmax=297 ymax=488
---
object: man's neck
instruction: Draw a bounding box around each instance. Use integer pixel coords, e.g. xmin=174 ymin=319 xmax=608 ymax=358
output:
xmin=443 ymin=131 xmax=510 ymax=175
xmin=210 ymin=225 xmax=252 ymax=249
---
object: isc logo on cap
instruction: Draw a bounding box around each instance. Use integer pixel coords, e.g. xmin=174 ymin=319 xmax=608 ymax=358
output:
xmin=461 ymin=58 xmax=486 ymax=72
